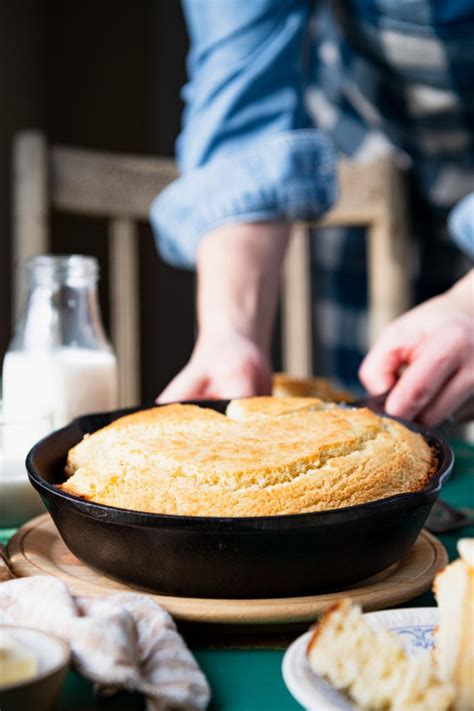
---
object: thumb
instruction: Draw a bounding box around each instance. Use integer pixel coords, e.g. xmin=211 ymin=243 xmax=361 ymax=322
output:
xmin=207 ymin=372 xmax=260 ymax=399
xmin=359 ymin=341 xmax=404 ymax=395
xmin=157 ymin=368 xmax=208 ymax=403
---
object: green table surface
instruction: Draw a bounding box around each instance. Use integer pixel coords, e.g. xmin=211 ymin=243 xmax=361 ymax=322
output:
xmin=1 ymin=440 xmax=473 ymax=711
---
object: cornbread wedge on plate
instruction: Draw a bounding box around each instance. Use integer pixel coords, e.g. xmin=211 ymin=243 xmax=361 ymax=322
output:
xmin=307 ymin=601 xmax=454 ymax=711
xmin=283 ymin=540 xmax=474 ymax=711
xmin=434 ymin=538 xmax=474 ymax=711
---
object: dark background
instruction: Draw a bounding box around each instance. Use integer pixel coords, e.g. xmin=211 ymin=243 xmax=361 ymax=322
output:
xmin=0 ymin=0 xmax=197 ymax=401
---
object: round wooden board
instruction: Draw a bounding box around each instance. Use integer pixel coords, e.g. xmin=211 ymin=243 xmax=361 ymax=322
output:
xmin=7 ymin=514 xmax=447 ymax=625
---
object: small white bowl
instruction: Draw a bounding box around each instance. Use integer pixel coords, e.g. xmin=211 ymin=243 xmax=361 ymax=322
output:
xmin=0 ymin=625 xmax=70 ymax=711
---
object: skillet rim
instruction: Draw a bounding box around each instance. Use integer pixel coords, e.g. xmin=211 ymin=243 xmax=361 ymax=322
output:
xmin=26 ymin=400 xmax=454 ymax=528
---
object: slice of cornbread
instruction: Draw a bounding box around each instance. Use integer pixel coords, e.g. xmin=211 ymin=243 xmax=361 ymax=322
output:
xmin=272 ymin=373 xmax=354 ymax=402
xmin=307 ymin=599 xmax=454 ymax=711
xmin=225 ymin=395 xmax=330 ymax=421
xmin=434 ymin=538 xmax=474 ymax=711
xmin=61 ymin=398 xmax=435 ymax=517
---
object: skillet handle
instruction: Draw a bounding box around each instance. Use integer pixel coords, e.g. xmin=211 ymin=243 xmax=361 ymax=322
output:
xmin=354 ymin=391 xmax=389 ymax=412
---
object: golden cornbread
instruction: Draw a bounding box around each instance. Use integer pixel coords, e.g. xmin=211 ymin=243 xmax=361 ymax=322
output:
xmin=61 ymin=398 xmax=435 ymax=517
xmin=225 ymin=395 xmax=330 ymax=421
xmin=272 ymin=372 xmax=354 ymax=402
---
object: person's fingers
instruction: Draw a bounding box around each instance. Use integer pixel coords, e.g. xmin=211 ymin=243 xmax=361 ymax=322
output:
xmin=418 ymin=367 xmax=474 ymax=427
xmin=205 ymin=371 xmax=260 ymax=399
xmin=384 ymin=337 xmax=462 ymax=421
xmin=156 ymin=368 xmax=208 ymax=403
xmin=359 ymin=335 xmax=405 ymax=395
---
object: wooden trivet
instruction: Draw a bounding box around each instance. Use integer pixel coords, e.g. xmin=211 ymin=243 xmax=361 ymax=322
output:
xmin=7 ymin=514 xmax=447 ymax=626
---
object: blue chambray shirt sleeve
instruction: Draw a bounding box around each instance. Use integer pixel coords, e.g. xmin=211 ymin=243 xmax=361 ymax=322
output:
xmin=150 ymin=0 xmax=336 ymax=269
xmin=449 ymin=193 xmax=474 ymax=259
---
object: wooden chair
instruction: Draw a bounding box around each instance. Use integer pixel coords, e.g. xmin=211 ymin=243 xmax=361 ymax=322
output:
xmin=13 ymin=130 xmax=411 ymax=403
xmin=12 ymin=130 xmax=178 ymax=406
xmin=281 ymin=157 xmax=411 ymax=377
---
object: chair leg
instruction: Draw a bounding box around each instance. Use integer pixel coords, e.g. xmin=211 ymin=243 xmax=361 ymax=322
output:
xmin=12 ymin=131 xmax=49 ymax=318
xmin=367 ymin=161 xmax=412 ymax=344
xmin=109 ymin=218 xmax=140 ymax=407
xmin=281 ymin=224 xmax=312 ymax=377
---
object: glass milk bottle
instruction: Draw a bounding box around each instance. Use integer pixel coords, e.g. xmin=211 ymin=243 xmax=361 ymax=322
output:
xmin=2 ymin=255 xmax=118 ymax=429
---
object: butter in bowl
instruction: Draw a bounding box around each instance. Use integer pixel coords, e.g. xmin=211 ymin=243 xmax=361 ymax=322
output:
xmin=0 ymin=626 xmax=70 ymax=711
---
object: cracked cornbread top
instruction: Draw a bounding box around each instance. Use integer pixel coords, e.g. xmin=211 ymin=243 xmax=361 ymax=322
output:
xmin=60 ymin=397 xmax=435 ymax=517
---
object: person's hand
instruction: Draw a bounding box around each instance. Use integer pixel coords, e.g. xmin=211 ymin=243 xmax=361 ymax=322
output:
xmin=359 ymin=280 xmax=474 ymax=426
xmin=157 ymin=221 xmax=289 ymax=404
xmin=157 ymin=333 xmax=271 ymax=402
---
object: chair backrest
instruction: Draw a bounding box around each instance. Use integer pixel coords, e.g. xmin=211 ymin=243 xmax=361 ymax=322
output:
xmin=12 ymin=130 xmax=178 ymax=406
xmin=12 ymin=130 xmax=411 ymax=402
xmin=281 ymin=157 xmax=411 ymax=377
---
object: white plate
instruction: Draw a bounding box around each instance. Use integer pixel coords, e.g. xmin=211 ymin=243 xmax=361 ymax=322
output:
xmin=282 ymin=608 xmax=438 ymax=711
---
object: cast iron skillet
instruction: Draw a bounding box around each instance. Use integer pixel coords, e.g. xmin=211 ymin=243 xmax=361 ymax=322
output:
xmin=26 ymin=400 xmax=453 ymax=599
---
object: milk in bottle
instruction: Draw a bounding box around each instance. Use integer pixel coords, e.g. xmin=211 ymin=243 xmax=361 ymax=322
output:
xmin=1 ymin=255 xmax=119 ymax=525
xmin=2 ymin=255 xmax=118 ymax=428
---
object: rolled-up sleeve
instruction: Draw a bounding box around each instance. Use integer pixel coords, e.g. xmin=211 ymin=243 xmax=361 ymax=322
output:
xmin=150 ymin=0 xmax=336 ymax=269
xmin=449 ymin=193 xmax=474 ymax=259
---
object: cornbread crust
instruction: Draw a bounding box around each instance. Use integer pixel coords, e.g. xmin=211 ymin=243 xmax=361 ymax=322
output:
xmin=307 ymin=600 xmax=343 ymax=656
xmin=61 ymin=400 xmax=435 ymax=517
xmin=225 ymin=396 xmax=330 ymax=421
xmin=65 ymin=404 xmax=225 ymax=476
xmin=272 ymin=373 xmax=354 ymax=402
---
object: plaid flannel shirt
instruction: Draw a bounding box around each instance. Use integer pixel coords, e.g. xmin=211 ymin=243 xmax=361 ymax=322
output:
xmin=151 ymin=0 xmax=474 ymax=389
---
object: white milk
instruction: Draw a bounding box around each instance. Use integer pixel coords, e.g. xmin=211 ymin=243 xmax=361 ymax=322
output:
xmin=2 ymin=347 xmax=118 ymax=430
xmin=1 ymin=347 xmax=117 ymax=525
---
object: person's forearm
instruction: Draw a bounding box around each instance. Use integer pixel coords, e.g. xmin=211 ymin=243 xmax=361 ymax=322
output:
xmin=446 ymin=269 xmax=474 ymax=316
xmin=196 ymin=222 xmax=290 ymax=353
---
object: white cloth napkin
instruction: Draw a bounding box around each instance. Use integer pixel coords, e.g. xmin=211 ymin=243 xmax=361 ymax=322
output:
xmin=0 ymin=576 xmax=210 ymax=711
